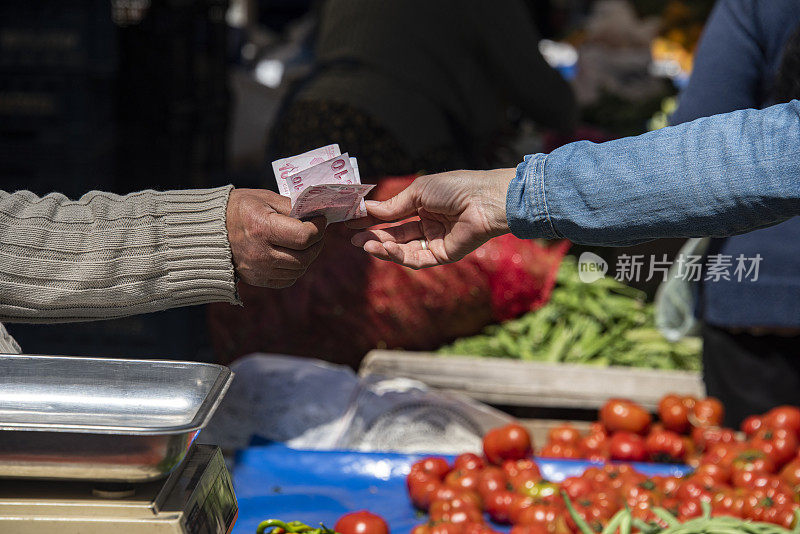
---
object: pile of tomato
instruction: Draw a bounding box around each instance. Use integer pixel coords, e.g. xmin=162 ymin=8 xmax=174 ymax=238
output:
xmin=407 ymin=398 xmax=800 ymax=534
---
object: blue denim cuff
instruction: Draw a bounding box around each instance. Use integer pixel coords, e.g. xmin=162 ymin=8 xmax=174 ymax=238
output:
xmin=505 ymin=153 xmax=560 ymax=240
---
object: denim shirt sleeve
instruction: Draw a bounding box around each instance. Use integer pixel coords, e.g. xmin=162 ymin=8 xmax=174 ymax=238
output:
xmin=506 ymin=100 xmax=800 ymax=246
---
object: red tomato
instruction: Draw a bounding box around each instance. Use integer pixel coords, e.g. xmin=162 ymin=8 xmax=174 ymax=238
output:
xmin=335 ymin=511 xmax=389 ymax=534
xmin=539 ymin=442 xmax=581 ymax=459
xmin=691 ymin=426 xmax=737 ymax=452
xmin=502 ymin=459 xmax=540 ymax=480
xmin=483 ymin=424 xmax=533 ymax=465
xmin=711 ymin=488 xmax=745 ymax=518
xmin=579 ymin=433 xmax=608 ymax=456
xmin=779 ymin=457 xmax=800 ymax=490
xmin=609 ymin=432 xmax=647 ymax=462
xmin=694 ymin=463 xmax=731 ymax=485
xmin=547 ymin=424 xmax=582 ymax=445
xmin=676 ymin=476 xmax=714 ymax=502
xmin=600 ymin=399 xmax=652 ymax=435
xmin=432 ymin=487 xmax=482 ymax=509
xmin=691 ymin=398 xmax=724 ymax=427
xmin=765 ymin=406 xmax=800 ymax=438
xmin=732 ymin=449 xmax=776 ymax=475
xmin=411 ymin=525 xmax=431 ymax=534
xmin=407 ymin=470 xmax=442 ymax=510
xmin=429 ymin=499 xmax=484 ymax=524
xmin=453 ymin=453 xmax=485 ymax=472
xmin=411 ymin=457 xmax=451 ymax=481
xmin=444 ymin=470 xmax=481 ymax=493
xmin=645 ymin=429 xmax=687 ymax=463
xmin=429 ymin=523 xmax=463 ymax=534
xmin=515 ymin=503 xmax=561 ymax=526
xmin=484 ymin=490 xmax=514 ymax=524
xmin=462 ymin=523 xmax=498 ymax=534
xmin=510 ymin=526 xmax=549 ymax=534
xmin=477 ymin=466 xmax=508 ymax=496
xmin=659 ymin=395 xmax=691 ymax=434
xmin=508 ymin=494 xmax=535 ymax=524
xmin=561 ymin=476 xmax=594 ymax=499
xmin=741 ymin=415 xmax=764 ymax=438
xmin=751 ymin=427 xmax=799 ymax=468
xmin=677 ymin=499 xmax=704 ymax=521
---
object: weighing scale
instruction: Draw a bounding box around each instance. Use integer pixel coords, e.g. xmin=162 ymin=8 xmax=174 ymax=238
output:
xmin=0 ymin=355 xmax=240 ymax=534
xmin=0 ymin=444 xmax=237 ymax=533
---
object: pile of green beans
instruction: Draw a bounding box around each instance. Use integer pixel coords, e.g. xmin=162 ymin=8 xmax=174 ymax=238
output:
xmin=256 ymin=520 xmax=337 ymax=534
xmin=438 ymin=256 xmax=701 ymax=371
xmin=564 ymin=494 xmax=800 ymax=534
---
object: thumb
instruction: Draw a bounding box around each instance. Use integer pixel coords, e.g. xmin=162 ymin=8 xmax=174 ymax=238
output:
xmin=365 ymin=183 xmax=421 ymax=222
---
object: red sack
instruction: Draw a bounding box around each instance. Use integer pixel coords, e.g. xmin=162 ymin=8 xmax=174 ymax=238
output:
xmin=208 ymin=176 xmax=569 ymax=368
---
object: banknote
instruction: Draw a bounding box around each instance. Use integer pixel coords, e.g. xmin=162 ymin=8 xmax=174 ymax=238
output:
xmin=290 ymin=183 xmax=375 ymax=223
xmin=287 ymin=153 xmax=358 ymax=204
xmin=271 ymin=144 xmax=341 ymax=196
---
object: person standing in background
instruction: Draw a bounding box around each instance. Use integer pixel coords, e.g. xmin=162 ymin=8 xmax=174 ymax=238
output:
xmin=268 ymin=0 xmax=577 ymax=181
xmin=669 ymin=0 xmax=800 ymax=427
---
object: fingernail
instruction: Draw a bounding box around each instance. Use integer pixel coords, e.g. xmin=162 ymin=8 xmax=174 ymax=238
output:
xmin=365 ymin=200 xmax=381 ymax=207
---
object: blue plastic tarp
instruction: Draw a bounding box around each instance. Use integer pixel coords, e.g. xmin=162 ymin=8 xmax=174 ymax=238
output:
xmin=232 ymin=443 xmax=692 ymax=534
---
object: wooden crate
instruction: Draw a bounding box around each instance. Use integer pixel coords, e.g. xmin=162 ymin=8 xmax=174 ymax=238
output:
xmin=359 ymin=350 xmax=704 ymax=412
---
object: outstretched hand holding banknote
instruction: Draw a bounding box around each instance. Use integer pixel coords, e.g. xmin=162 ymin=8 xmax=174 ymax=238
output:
xmin=348 ymin=169 xmax=516 ymax=269
xmin=271 ymin=144 xmax=375 ymax=223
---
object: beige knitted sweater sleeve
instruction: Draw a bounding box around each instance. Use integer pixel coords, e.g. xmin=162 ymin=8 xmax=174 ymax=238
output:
xmin=0 ymin=185 xmax=240 ymax=353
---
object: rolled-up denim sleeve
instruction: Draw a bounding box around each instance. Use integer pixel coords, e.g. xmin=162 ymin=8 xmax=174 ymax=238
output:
xmin=506 ymin=100 xmax=800 ymax=246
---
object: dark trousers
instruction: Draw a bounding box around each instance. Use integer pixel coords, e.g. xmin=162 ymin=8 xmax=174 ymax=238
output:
xmin=702 ymin=323 xmax=800 ymax=428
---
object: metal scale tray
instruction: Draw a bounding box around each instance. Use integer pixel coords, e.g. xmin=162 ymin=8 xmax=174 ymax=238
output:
xmin=0 ymin=354 xmax=233 ymax=482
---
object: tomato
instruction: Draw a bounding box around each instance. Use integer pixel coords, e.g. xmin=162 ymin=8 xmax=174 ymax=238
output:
xmin=676 ymin=476 xmax=714 ymax=503
xmin=711 ymin=488 xmax=746 ymax=518
xmin=508 ymin=494 xmax=535 ymax=524
xmin=694 ymin=463 xmax=731 ymax=485
xmin=600 ymin=399 xmax=652 ymax=435
xmin=691 ymin=426 xmax=736 ymax=452
xmin=510 ymin=525 xmax=549 ymax=534
xmin=518 ymin=481 xmax=558 ymax=500
xmin=429 ymin=523 xmax=463 ymax=534
xmin=547 ymin=424 xmax=582 ymax=445
xmin=732 ymin=449 xmax=777 ymax=475
xmin=677 ymin=499 xmax=703 ymax=521
xmin=743 ymin=488 xmax=797 ymax=523
xmin=509 ymin=468 xmax=544 ymax=493
xmin=444 ymin=469 xmax=481 ymax=493
xmin=609 ymin=432 xmax=647 ymax=462
xmin=477 ymin=467 xmax=508 ymax=496
xmin=429 ymin=499 xmax=484 ymax=524
xmin=779 ymin=457 xmax=800 ymax=491
xmin=502 ymin=459 xmax=541 ymax=480
xmin=659 ymin=395 xmax=691 ymax=434
xmin=484 ymin=490 xmax=515 ymax=524
xmin=432 ymin=487 xmax=482 ymax=509
xmin=408 ymin=470 xmax=443 ymax=510
xmin=561 ymin=476 xmax=593 ymax=499
xmin=651 ymin=475 xmax=680 ymax=497
xmin=539 ymin=442 xmax=581 ymax=459
xmin=702 ymin=442 xmax=747 ymax=468
xmin=483 ymin=424 xmax=533 ymax=465
xmin=645 ymin=429 xmax=686 ymax=463
xmin=741 ymin=415 xmax=764 ymax=438
xmin=765 ymin=406 xmax=800 ymax=438
xmin=411 ymin=524 xmax=431 ymax=534
xmin=335 ymin=511 xmax=389 ymax=534
xmin=515 ymin=503 xmax=561 ymax=526
xmin=579 ymin=433 xmax=608 ymax=456
xmin=412 ymin=457 xmax=451 ymax=481
xmin=752 ymin=427 xmax=799 ymax=468
xmin=453 ymin=453 xmax=485 ymax=472
xmin=462 ymin=523 xmax=498 ymax=534
xmin=691 ymin=398 xmax=724 ymax=427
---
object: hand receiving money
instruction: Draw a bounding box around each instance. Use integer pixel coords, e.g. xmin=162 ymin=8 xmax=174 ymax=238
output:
xmin=271 ymin=145 xmax=375 ymax=223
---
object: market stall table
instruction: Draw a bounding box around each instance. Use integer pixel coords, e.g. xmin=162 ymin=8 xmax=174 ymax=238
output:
xmin=231 ymin=443 xmax=692 ymax=534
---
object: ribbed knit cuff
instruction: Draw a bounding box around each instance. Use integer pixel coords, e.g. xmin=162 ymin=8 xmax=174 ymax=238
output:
xmin=506 ymin=154 xmax=560 ymax=240
xmin=157 ymin=185 xmax=241 ymax=308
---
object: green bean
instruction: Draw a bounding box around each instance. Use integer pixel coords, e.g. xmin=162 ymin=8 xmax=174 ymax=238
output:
xmin=562 ymin=491 xmax=597 ymax=534
xmin=602 ymin=509 xmax=629 ymax=534
xmin=652 ymin=508 xmax=681 ymax=527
